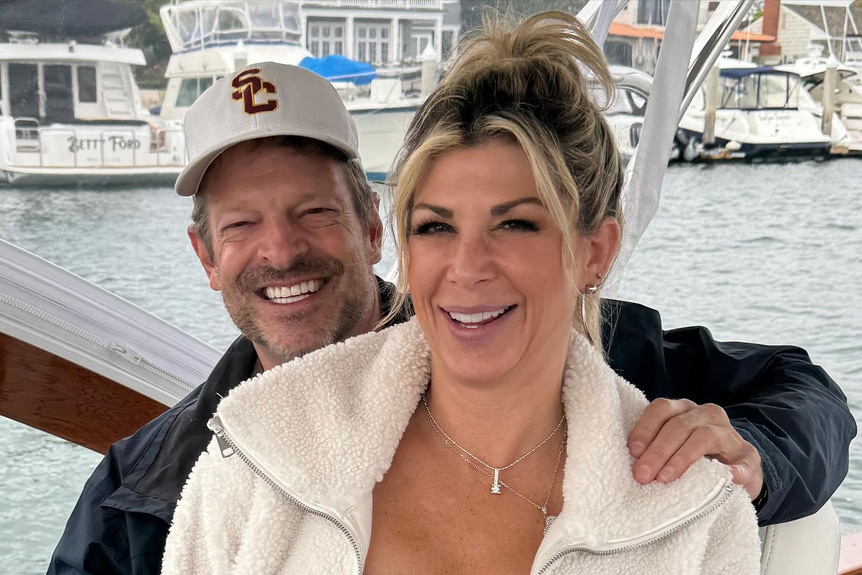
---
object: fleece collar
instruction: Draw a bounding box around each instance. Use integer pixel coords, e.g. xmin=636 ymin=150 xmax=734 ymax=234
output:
xmin=215 ymin=318 xmax=732 ymax=546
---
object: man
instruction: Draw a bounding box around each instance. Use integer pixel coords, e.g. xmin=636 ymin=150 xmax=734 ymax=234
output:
xmin=47 ymin=62 xmax=855 ymax=574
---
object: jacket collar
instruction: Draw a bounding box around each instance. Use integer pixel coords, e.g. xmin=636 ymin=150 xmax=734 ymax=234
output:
xmin=216 ymin=318 xmax=732 ymax=547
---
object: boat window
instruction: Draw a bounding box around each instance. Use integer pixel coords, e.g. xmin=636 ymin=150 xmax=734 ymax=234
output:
xmin=216 ymin=7 xmax=248 ymax=43
xmin=8 ymin=63 xmax=39 ymax=119
xmin=177 ymin=77 xmax=213 ymax=108
xmin=77 ymin=66 xmax=97 ymax=104
xmin=758 ymin=73 xmax=791 ymax=109
xmin=44 ymin=65 xmax=74 ymax=123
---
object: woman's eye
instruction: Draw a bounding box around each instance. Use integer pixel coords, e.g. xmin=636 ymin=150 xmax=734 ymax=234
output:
xmin=410 ymin=221 xmax=453 ymax=235
xmin=498 ymin=219 xmax=539 ymax=232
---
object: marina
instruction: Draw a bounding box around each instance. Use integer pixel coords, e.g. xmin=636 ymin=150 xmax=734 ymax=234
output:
xmin=0 ymin=6 xmax=185 ymax=186
xmin=0 ymin=160 xmax=860 ymax=573
xmin=0 ymin=0 xmax=860 ymax=572
xmin=156 ymin=0 xmax=458 ymax=179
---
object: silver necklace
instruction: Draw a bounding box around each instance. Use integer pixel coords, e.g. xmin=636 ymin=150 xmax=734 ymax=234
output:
xmin=422 ymin=394 xmax=567 ymax=534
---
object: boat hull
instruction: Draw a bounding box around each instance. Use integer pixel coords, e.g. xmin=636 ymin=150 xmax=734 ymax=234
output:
xmin=676 ymin=128 xmax=832 ymax=162
xmin=0 ymin=166 xmax=182 ymax=187
xmin=350 ymin=106 xmax=418 ymax=180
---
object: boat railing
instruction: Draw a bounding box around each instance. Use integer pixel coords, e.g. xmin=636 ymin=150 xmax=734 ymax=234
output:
xmin=160 ymin=1 xmax=304 ymax=53
xmin=302 ymin=0 xmax=444 ymax=9
xmin=12 ymin=124 xmax=185 ymax=169
xmin=13 ymin=118 xmax=40 ymax=152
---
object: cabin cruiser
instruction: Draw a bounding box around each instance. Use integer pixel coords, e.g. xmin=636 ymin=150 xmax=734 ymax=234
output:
xmin=0 ymin=24 xmax=185 ymax=186
xmin=0 ymin=1 xmax=858 ymax=572
xmin=676 ymin=57 xmax=837 ymax=161
xmin=157 ymin=0 xmax=434 ymax=179
xmin=777 ymin=53 xmax=862 ymax=155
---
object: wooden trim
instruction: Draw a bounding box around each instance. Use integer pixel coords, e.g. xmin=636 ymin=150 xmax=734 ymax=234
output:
xmin=0 ymin=331 xmax=167 ymax=454
xmin=840 ymin=531 xmax=862 ymax=575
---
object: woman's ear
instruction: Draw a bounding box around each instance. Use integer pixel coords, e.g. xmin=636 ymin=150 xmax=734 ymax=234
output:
xmin=580 ymin=216 xmax=621 ymax=286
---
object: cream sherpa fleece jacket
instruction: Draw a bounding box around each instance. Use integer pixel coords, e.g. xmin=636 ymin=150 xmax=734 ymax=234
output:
xmin=162 ymin=318 xmax=760 ymax=575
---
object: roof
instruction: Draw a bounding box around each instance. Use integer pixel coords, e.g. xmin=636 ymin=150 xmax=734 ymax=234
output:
xmin=608 ymin=21 xmax=774 ymax=43
xmin=0 ymin=0 xmax=146 ymax=37
xmin=781 ymin=1 xmax=862 ymax=38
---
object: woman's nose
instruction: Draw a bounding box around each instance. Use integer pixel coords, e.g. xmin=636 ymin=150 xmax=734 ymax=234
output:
xmin=447 ymin=234 xmax=495 ymax=286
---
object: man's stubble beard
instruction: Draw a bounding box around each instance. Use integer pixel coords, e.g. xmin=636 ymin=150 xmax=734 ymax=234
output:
xmin=222 ymin=257 xmax=376 ymax=364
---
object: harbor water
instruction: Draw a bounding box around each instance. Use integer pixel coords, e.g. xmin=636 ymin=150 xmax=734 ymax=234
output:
xmin=0 ymin=160 xmax=860 ymax=574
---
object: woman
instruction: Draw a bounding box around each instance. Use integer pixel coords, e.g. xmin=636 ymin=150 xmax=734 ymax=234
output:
xmin=162 ymin=11 xmax=760 ymax=574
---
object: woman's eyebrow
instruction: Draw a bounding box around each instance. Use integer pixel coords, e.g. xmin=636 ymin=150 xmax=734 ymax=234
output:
xmin=411 ymin=203 xmax=452 ymax=218
xmin=491 ymin=197 xmax=543 ymax=216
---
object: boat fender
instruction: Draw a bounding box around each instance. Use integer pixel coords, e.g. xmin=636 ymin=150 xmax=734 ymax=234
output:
xmin=683 ymin=138 xmax=699 ymax=162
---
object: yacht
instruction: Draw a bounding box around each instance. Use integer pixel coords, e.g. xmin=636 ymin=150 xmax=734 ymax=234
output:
xmin=676 ymin=56 xmax=835 ymax=161
xmin=157 ymin=0 xmax=453 ymax=179
xmin=777 ymin=51 xmax=862 ymax=155
xmin=0 ymin=29 xmax=185 ymax=186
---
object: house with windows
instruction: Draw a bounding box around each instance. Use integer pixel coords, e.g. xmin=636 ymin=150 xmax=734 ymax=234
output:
xmin=603 ymin=0 xmax=772 ymax=73
xmin=301 ymin=0 xmax=460 ymax=66
xmin=741 ymin=0 xmax=862 ymax=65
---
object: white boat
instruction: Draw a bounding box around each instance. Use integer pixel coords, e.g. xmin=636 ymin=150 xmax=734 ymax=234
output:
xmin=603 ymin=65 xmax=653 ymax=162
xmin=777 ymin=51 xmax=862 ymax=155
xmin=676 ymin=56 xmax=835 ymax=161
xmin=1 ymin=1 xmax=861 ymax=572
xmin=0 ymin=28 xmax=185 ymax=186
xmin=157 ymin=0 xmax=443 ymax=179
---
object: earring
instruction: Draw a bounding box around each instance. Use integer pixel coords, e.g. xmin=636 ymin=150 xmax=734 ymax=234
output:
xmin=597 ymin=272 xmax=605 ymax=280
xmin=581 ymin=285 xmax=599 ymax=345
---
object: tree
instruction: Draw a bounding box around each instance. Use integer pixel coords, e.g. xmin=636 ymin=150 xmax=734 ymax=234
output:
xmin=119 ymin=0 xmax=172 ymax=88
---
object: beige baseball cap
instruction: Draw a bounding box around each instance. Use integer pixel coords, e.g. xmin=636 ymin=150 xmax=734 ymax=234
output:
xmin=175 ymin=61 xmax=359 ymax=196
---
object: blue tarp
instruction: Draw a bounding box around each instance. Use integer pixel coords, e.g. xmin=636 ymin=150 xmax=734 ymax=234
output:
xmin=299 ymin=55 xmax=376 ymax=85
xmin=719 ymin=66 xmax=792 ymax=79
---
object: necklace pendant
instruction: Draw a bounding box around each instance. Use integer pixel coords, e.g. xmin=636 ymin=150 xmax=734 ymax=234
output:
xmin=491 ymin=468 xmax=502 ymax=495
xmin=543 ymin=514 xmax=557 ymax=536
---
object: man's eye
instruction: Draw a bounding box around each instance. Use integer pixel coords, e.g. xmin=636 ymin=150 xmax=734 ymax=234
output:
xmin=410 ymin=221 xmax=454 ymax=235
xmin=305 ymin=207 xmax=334 ymax=216
xmin=224 ymin=221 xmax=250 ymax=230
xmin=498 ymin=219 xmax=539 ymax=232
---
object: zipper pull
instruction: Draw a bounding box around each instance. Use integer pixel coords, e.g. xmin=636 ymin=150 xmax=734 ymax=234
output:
xmin=207 ymin=415 xmax=235 ymax=458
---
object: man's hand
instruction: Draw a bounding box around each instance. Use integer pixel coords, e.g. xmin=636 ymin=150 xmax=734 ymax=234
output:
xmin=628 ymin=398 xmax=764 ymax=500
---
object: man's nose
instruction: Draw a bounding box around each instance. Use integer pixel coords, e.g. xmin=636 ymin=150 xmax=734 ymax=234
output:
xmin=257 ymin=218 xmax=309 ymax=269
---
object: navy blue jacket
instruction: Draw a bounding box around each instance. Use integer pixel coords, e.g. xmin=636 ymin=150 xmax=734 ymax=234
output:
xmin=46 ymin=296 xmax=856 ymax=574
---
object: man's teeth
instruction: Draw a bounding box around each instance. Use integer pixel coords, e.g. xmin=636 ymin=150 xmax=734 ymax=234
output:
xmin=448 ymin=308 xmax=507 ymax=327
xmin=264 ymin=280 xmax=322 ymax=303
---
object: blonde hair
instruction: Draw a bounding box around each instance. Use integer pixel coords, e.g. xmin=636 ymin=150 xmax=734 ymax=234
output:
xmin=385 ymin=11 xmax=624 ymax=349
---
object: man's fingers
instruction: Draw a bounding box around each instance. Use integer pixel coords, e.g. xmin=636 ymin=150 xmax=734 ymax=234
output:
xmin=650 ymin=426 xmax=728 ymax=484
xmin=631 ymin=418 xmax=716 ymax=484
xmin=629 ymin=401 xmax=763 ymax=491
xmin=628 ymin=398 xmax=697 ymax=458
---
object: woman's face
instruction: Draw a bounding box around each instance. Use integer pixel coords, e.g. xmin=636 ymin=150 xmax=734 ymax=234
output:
xmin=407 ymin=139 xmax=588 ymax=386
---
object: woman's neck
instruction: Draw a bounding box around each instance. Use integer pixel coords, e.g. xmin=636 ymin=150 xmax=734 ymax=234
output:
xmin=423 ymin=352 xmax=567 ymax=468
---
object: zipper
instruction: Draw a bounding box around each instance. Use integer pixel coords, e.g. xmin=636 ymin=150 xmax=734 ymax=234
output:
xmin=536 ymin=479 xmax=735 ymax=574
xmin=208 ymin=415 xmax=365 ymax=575
xmin=0 ymin=291 xmax=197 ymax=395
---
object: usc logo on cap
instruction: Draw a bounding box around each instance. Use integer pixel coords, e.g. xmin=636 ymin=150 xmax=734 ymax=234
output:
xmin=231 ymin=68 xmax=278 ymax=114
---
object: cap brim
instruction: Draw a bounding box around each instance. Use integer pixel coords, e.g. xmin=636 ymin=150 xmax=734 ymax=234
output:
xmin=174 ymin=129 xmax=359 ymax=197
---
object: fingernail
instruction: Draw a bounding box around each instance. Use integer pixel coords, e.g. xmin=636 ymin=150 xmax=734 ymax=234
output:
xmin=633 ymin=465 xmax=652 ymax=482
xmin=629 ymin=441 xmax=645 ymax=456
xmin=657 ymin=469 xmax=674 ymax=482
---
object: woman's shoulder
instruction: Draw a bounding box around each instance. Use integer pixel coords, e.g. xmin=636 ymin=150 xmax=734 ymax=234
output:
xmin=223 ymin=318 xmax=428 ymax=412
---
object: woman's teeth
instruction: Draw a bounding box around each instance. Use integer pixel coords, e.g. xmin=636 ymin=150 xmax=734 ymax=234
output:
xmin=448 ymin=308 xmax=507 ymax=328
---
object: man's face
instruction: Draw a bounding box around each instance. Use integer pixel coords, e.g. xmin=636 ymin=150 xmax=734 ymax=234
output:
xmin=189 ymin=140 xmax=383 ymax=370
